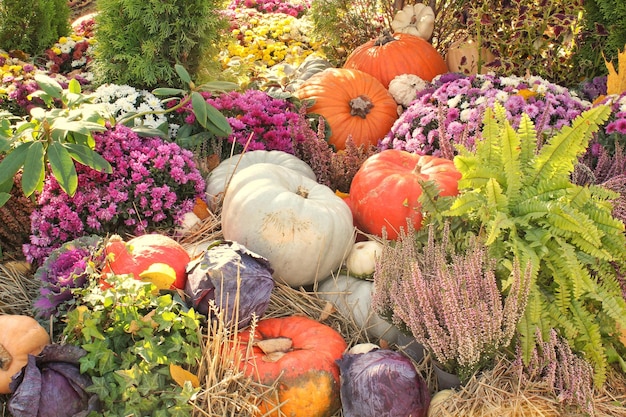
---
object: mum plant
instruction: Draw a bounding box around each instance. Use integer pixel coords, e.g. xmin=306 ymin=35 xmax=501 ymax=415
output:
xmin=429 ymin=102 xmax=626 ymax=386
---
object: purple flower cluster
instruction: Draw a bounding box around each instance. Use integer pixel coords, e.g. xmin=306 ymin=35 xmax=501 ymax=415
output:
xmin=24 ymin=124 xmax=205 ymax=265
xmin=33 ymin=235 xmax=104 ymax=319
xmin=171 ymin=89 xmax=313 ymax=159
xmin=595 ymin=92 xmax=626 ymax=153
xmin=381 ymin=73 xmax=590 ymax=158
xmin=227 ymin=0 xmax=309 ymax=17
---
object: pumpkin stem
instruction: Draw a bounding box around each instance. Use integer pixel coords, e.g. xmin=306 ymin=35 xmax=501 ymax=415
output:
xmin=256 ymin=337 xmax=293 ymax=362
xmin=296 ymin=185 xmax=310 ymax=198
xmin=349 ymin=95 xmax=374 ymax=119
xmin=0 ymin=343 xmax=12 ymax=371
xmin=374 ymin=30 xmax=396 ymax=46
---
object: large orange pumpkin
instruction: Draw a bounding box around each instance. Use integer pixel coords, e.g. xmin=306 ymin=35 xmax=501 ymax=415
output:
xmin=349 ymin=149 xmax=461 ymax=240
xmin=236 ymin=316 xmax=347 ymax=417
xmin=343 ymin=32 xmax=448 ymax=88
xmin=294 ymin=68 xmax=398 ymax=151
xmin=101 ymin=233 xmax=191 ymax=289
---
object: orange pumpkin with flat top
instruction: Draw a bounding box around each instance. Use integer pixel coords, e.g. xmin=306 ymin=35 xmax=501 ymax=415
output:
xmin=236 ymin=315 xmax=347 ymax=417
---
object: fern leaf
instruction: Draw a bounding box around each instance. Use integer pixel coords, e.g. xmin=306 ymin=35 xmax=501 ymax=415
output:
xmin=417 ymin=179 xmax=454 ymax=215
xmin=444 ymin=190 xmax=486 ymax=217
xmin=569 ymin=298 xmax=608 ymax=386
xmin=544 ymin=204 xmax=603 ymax=247
xmin=530 ymin=105 xmax=611 ymax=185
xmin=516 ymin=112 xmax=537 ymax=170
xmin=517 ymin=286 xmax=544 ymax=365
xmin=484 ymin=178 xmax=508 ymax=212
xmin=485 ymin=211 xmax=515 ymax=246
xmin=476 ymin=106 xmax=502 ymax=168
xmin=501 ymin=121 xmax=522 ymax=202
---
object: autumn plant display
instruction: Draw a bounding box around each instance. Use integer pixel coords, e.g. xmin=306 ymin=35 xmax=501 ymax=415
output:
xmin=373 ymin=224 xmax=531 ymax=383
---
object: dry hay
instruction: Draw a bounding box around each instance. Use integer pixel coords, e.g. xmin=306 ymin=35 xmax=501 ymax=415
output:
xmin=0 ymin=261 xmax=38 ymax=316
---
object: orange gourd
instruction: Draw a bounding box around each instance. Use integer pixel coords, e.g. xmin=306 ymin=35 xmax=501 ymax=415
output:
xmin=236 ymin=316 xmax=347 ymax=417
xmin=343 ymin=32 xmax=448 ymax=88
xmin=101 ymin=233 xmax=190 ymax=289
xmin=295 ymin=68 xmax=398 ymax=151
xmin=0 ymin=315 xmax=50 ymax=394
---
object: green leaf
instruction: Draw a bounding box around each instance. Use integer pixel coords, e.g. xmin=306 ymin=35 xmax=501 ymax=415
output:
xmin=175 ymin=64 xmax=192 ymax=84
xmin=51 ymin=119 xmax=108 ymax=136
xmin=65 ymin=143 xmax=112 ymax=173
xmin=68 ymin=78 xmax=82 ymax=94
xmin=131 ymin=125 xmax=168 ymax=138
xmin=48 ymin=141 xmax=78 ymax=196
xmin=197 ymin=80 xmax=239 ymax=93
xmin=0 ymin=192 xmax=10 ymax=208
xmin=152 ymin=87 xmax=186 ymax=96
xmin=190 ymin=92 xmax=208 ymax=127
xmin=205 ymin=102 xmax=232 ymax=136
xmin=21 ymin=141 xmax=45 ymax=196
xmin=0 ymin=142 xmax=31 ymax=184
xmin=34 ymin=73 xmax=63 ymax=99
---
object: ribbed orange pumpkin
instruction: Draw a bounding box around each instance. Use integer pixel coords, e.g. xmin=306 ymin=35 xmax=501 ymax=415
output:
xmin=294 ymin=68 xmax=398 ymax=151
xmin=343 ymin=32 xmax=448 ymax=88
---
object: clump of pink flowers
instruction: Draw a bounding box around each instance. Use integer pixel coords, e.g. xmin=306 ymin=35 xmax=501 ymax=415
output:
xmin=381 ymin=73 xmax=590 ymax=158
xmin=24 ymin=124 xmax=205 ymax=266
xmin=170 ymin=89 xmax=314 ymax=160
xmin=373 ymin=224 xmax=531 ymax=383
xmin=227 ymin=0 xmax=309 ymax=17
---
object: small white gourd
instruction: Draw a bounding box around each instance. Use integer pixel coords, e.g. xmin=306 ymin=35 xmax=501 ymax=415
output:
xmin=391 ymin=4 xmax=435 ymax=40
xmin=345 ymin=240 xmax=384 ymax=278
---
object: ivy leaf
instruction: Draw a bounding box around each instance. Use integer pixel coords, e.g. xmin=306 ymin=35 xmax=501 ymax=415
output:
xmin=21 ymin=141 xmax=45 ymax=197
xmin=48 ymin=141 xmax=78 ymax=196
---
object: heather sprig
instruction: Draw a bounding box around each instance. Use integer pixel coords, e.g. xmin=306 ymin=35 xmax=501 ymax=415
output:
xmin=373 ymin=223 xmax=531 ymax=383
xmin=514 ymin=329 xmax=595 ymax=415
xmin=33 ymin=234 xmax=105 ymax=319
xmin=381 ymin=73 xmax=590 ymax=158
xmin=23 ymin=124 xmax=205 ymax=266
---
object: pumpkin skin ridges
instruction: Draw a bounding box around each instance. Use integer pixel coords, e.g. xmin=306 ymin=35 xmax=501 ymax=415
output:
xmin=295 ymin=68 xmax=398 ymax=151
xmin=343 ymin=32 xmax=448 ymax=89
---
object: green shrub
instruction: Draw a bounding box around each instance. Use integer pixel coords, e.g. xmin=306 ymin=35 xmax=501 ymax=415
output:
xmin=93 ymin=0 xmax=228 ymax=89
xmin=0 ymin=0 xmax=70 ymax=56
xmin=575 ymin=0 xmax=626 ymax=81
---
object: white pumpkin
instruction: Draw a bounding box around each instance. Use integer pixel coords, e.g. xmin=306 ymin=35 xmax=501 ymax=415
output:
xmin=221 ymin=163 xmax=354 ymax=287
xmin=345 ymin=240 xmax=384 ymax=278
xmin=391 ymin=3 xmax=435 ymax=40
xmin=206 ymin=150 xmax=316 ymax=210
xmin=317 ymin=273 xmax=402 ymax=343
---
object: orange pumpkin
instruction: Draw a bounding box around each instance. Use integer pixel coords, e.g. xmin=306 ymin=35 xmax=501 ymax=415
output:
xmin=295 ymin=68 xmax=398 ymax=151
xmin=236 ymin=316 xmax=347 ymax=417
xmin=0 ymin=315 xmax=50 ymax=394
xmin=343 ymin=32 xmax=448 ymax=88
xmin=101 ymin=233 xmax=190 ymax=289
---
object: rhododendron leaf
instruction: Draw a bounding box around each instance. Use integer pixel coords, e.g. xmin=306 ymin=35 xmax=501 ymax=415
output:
xmin=0 ymin=141 xmax=30 ymax=185
xmin=197 ymin=80 xmax=239 ymax=93
xmin=51 ymin=119 xmax=108 ymax=136
xmin=152 ymin=87 xmax=186 ymax=96
xmin=22 ymin=141 xmax=45 ymax=197
xmin=48 ymin=141 xmax=78 ymax=196
xmin=34 ymin=73 xmax=63 ymax=100
xmin=175 ymin=64 xmax=192 ymax=85
xmin=191 ymin=92 xmax=208 ymax=127
xmin=132 ymin=125 xmax=168 ymax=139
xmin=68 ymin=78 xmax=82 ymax=94
xmin=65 ymin=143 xmax=112 ymax=174
xmin=205 ymin=103 xmax=232 ymax=137
xmin=0 ymin=192 xmax=9 ymax=207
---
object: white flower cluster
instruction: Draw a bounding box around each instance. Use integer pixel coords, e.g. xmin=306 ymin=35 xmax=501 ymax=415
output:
xmin=92 ymin=84 xmax=168 ymax=130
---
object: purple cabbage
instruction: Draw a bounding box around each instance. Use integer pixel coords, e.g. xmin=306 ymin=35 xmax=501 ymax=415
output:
xmin=8 ymin=344 xmax=100 ymax=417
xmin=185 ymin=240 xmax=274 ymax=329
xmin=337 ymin=348 xmax=431 ymax=417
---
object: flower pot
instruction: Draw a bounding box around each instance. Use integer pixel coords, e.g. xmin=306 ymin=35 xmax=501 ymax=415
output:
xmin=396 ymin=333 xmax=425 ymax=363
xmin=433 ymin=362 xmax=462 ymax=390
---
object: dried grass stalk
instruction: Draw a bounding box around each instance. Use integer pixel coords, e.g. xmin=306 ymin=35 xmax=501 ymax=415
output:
xmin=0 ymin=262 xmax=38 ymax=316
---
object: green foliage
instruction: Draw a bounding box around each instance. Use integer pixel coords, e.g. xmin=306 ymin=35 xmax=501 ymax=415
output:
xmin=438 ymin=102 xmax=626 ymax=386
xmin=461 ymin=1 xmax=586 ymax=87
xmin=0 ymin=0 xmax=70 ymax=56
xmin=63 ymin=274 xmax=202 ymax=417
xmin=93 ymin=0 xmax=228 ymax=89
xmin=575 ymin=0 xmax=626 ymax=81
xmin=0 ymin=75 xmax=111 ymax=206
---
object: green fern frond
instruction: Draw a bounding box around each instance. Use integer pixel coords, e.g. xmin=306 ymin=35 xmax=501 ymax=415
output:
xmin=517 ymin=287 xmax=545 ymax=364
xmin=457 ymin=165 xmax=504 ymax=190
xmin=485 ymin=212 xmax=515 ymax=246
xmin=484 ymin=178 xmax=508 ymax=212
xmin=530 ymin=105 xmax=611 ymax=185
xmin=515 ymin=198 xmax=550 ymax=220
xmin=516 ymin=112 xmax=537 ymax=169
xmin=545 ymin=237 xmax=594 ymax=297
xmin=418 ymin=179 xmax=455 ymax=217
xmin=500 ymin=122 xmax=522 ymax=201
xmin=444 ymin=190 xmax=487 ymax=217
xmin=475 ymin=106 xmax=503 ymax=168
xmin=544 ymin=204 xmax=603 ymax=247
xmin=569 ymin=298 xmax=608 ymax=386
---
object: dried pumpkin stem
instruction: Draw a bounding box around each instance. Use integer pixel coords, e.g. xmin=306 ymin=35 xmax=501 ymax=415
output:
xmin=0 ymin=343 xmax=12 ymax=371
xmin=349 ymin=95 xmax=374 ymax=119
xmin=374 ymin=30 xmax=396 ymax=46
xmin=296 ymin=185 xmax=310 ymax=198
